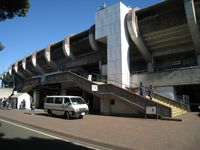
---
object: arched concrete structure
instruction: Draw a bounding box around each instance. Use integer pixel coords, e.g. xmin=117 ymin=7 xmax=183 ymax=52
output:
xmin=184 ymin=0 xmax=200 ymax=65
xmin=22 ymin=58 xmax=34 ymax=76
xmin=14 ymin=62 xmax=25 ymax=79
xmin=32 ymin=52 xmax=45 ymax=74
xmin=63 ymin=35 xmax=75 ymax=59
xmin=126 ymin=8 xmax=154 ymax=72
xmin=45 ymin=44 xmax=59 ymax=71
xmin=89 ymin=25 xmax=98 ymax=51
xmin=8 ymin=67 xmax=13 ymax=76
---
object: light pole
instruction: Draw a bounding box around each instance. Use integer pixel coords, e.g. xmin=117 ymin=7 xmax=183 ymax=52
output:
xmin=0 ymin=42 xmax=5 ymax=51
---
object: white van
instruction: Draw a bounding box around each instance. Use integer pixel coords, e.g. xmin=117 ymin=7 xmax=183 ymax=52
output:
xmin=44 ymin=96 xmax=89 ymax=119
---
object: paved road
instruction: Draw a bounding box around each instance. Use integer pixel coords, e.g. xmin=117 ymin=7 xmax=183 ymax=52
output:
xmin=0 ymin=109 xmax=200 ymax=150
xmin=0 ymin=119 xmax=94 ymax=150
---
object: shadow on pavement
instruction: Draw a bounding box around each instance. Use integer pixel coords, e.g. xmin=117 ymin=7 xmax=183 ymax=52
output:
xmin=0 ymin=136 xmax=93 ymax=150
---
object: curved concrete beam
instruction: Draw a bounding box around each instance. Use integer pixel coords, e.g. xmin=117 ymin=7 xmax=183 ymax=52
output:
xmin=2 ymin=73 xmax=8 ymax=82
xmin=184 ymin=0 xmax=200 ymax=63
xmin=89 ymin=25 xmax=98 ymax=51
xmin=45 ymin=44 xmax=59 ymax=71
xmin=32 ymin=52 xmax=45 ymax=74
xmin=5 ymin=71 xmax=11 ymax=80
xmin=22 ymin=58 xmax=34 ymax=76
xmin=14 ymin=62 xmax=25 ymax=79
xmin=126 ymin=8 xmax=152 ymax=62
xmin=8 ymin=67 xmax=13 ymax=76
xmin=63 ymin=35 xmax=75 ymax=59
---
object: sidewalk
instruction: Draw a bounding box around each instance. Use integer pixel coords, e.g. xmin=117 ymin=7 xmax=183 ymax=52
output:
xmin=0 ymin=109 xmax=200 ymax=150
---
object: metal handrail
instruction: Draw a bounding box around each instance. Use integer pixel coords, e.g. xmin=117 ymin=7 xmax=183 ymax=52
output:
xmin=151 ymin=92 xmax=188 ymax=111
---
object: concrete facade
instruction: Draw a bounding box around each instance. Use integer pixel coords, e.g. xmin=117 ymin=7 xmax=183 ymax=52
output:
xmin=1 ymin=0 xmax=200 ymax=115
xmin=100 ymin=95 xmax=139 ymax=115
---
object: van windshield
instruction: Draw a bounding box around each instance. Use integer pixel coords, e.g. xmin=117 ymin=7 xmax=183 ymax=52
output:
xmin=70 ymin=97 xmax=86 ymax=105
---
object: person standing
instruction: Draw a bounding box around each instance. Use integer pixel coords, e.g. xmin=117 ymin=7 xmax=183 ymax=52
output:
xmin=139 ymin=82 xmax=144 ymax=96
xmin=2 ymin=97 xmax=6 ymax=110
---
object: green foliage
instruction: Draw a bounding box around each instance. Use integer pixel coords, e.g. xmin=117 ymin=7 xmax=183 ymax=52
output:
xmin=0 ymin=0 xmax=30 ymax=21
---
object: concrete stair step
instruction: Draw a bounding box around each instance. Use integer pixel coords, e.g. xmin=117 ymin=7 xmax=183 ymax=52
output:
xmin=172 ymin=110 xmax=187 ymax=117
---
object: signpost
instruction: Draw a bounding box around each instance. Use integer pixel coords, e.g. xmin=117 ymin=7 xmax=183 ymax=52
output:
xmin=145 ymin=105 xmax=158 ymax=119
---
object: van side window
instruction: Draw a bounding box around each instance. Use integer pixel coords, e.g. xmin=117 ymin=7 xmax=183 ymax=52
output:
xmin=54 ymin=98 xmax=63 ymax=104
xmin=64 ymin=98 xmax=70 ymax=104
xmin=46 ymin=97 xmax=53 ymax=103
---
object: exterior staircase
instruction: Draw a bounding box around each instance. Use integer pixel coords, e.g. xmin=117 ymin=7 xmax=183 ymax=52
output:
xmin=22 ymin=70 xmax=189 ymax=118
xmin=151 ymin=93 xmax=188 ymax=117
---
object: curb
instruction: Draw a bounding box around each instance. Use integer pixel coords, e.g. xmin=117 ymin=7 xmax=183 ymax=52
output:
xmin=161 ymin=117 xmax=182 ymax=122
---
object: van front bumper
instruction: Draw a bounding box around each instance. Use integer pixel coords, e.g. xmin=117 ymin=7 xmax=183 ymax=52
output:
xmin=71 ymin=109 xmax=89 ymax=117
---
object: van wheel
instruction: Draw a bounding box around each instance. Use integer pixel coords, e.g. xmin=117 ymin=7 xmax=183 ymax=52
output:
xmin=64 ymin=111 xmax=70 ymax=120
xmin=48 ymin=110 xmax=52 ymax=117
xmin=79 ymin=115 xmax=83 ymax=119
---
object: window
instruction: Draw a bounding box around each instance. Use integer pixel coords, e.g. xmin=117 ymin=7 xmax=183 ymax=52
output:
xmin=64 ymin=98 xmax=70 ymax=104
xmin=54 ymin=97 xmax=63 ymax=104
xmin=46 ymin=97 xmax=53 ymax=103
xmin=70 ymin=97 xmax=86 ymax=105
xmin=110 ymin=99 xmax=115 ymax=105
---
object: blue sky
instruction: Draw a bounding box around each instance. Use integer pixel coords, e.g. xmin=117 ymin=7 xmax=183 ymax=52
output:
xmin=0 ymin=0 xmax=160 ymax=74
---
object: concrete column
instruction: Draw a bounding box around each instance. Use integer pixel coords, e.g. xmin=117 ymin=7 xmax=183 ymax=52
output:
xmin=96 ymin=2 xmax=131 ymax=88
xmin=184 ymin=0 xmax=200 ymax=65
xmin=197 ymin=55 xmax=200 ymax=66
xmin=60 ymin=89 xmax=67 ymax=95
xmin=147 ymin=62 xmax=154 ymax=73
xmin=33 ymin=90 xmax=40 ymax=108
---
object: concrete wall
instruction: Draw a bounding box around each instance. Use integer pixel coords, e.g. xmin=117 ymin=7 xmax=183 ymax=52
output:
xmin=100 ymin=95 xmax=139 ymax=116
xmin=17 ymin=93 xmax=32 ymax=109
xmin=0 ymin=88 xmax=13 ymax=99
xmin=130 ymin=66 xmax=200 ymax=87
xmin=155 ymin=86 xmax=176 ymax=100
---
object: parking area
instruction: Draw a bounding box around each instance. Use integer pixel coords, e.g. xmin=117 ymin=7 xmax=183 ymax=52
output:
xmin=0 ymin=109 xmax=200 ymax=150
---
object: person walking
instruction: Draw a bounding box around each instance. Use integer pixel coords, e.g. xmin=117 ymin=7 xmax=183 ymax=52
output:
xmin=147 ymin=85 xmax=154 ymax=100
xmin=30 ymin=101 xmax=35 ymax=114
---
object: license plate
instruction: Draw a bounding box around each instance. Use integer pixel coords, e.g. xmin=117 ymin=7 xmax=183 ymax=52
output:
xmin=81 ymin=112 xmax=86 ymax=115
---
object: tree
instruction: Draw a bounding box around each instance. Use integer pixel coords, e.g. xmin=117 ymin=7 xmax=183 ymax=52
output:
xmin=0 ymin=42 xmax=4 ymax=51
xmin=0 ymin=0 xmax=30 ymax=21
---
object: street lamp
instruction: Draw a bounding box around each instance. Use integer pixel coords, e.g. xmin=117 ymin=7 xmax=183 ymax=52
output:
xmin=0 ymin=42 xmax=5 ymax=51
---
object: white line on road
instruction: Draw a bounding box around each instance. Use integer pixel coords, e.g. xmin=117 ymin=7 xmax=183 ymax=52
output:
xmin=0 ymin=118 xmax=110 ymax=150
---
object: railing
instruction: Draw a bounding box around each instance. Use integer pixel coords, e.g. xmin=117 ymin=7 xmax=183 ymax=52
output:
xmin=151 ymin=92 xmax=189 ymax=111
xmin=69 ymin=71 xmax=172 ymax=117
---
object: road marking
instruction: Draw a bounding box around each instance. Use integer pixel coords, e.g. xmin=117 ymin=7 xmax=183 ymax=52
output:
xmin=0 ymin=118 xmax=110 ymax=150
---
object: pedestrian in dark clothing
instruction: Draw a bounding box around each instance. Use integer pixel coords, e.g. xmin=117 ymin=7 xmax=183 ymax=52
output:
xmin=139 ymin=82 xmax=144 ymax=96
xmin=147 ymin=85 xmax=154 ymax=100
xmin=30 ymin=101 xmax=35 ymax=114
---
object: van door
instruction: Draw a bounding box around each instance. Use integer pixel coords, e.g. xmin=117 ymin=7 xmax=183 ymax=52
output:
xmin=64 ymin=97 xmax=72 ymax=112
xmin=53 ymin=97 xmax=64 ymax=115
